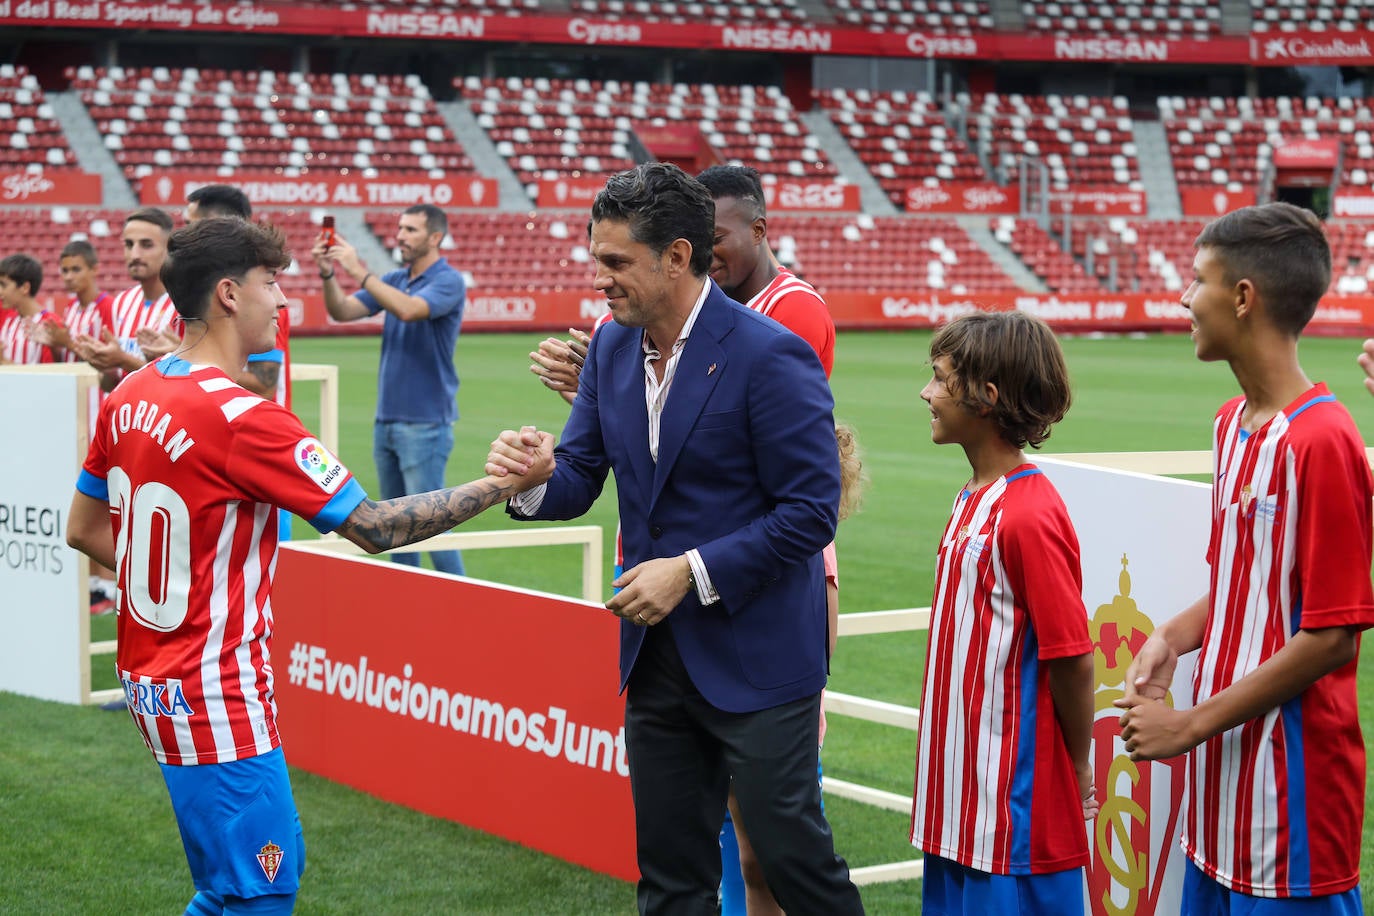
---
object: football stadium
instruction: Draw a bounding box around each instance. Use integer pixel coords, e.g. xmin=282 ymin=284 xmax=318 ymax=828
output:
xmin=3 ymin=4 xmax=1374 ymax=914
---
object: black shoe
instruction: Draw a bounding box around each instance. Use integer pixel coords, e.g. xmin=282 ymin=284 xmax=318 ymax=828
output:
xmin=99 ymin=700 xmax=127 ymax=712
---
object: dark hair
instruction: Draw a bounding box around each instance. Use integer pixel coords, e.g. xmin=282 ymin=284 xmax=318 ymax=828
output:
xmin=929 ymin=310 xmax=1072 ymax=450
xmin=1194 ymin=202 xmax=1330 ymax=336
xmin=0 ymin=253 xmax=42 ymax=295
xmin=60 ymin=239 xmax=98 ymax=267
xmin=591 ymin=163 xmax=715 ymax=277
xmin=125 ymin=207 xmax=175 ymax=234
xmin=697 ymin=165 xmax=766 ymax=220
xmin=403 ymin=203 xmax=448 ymax=238
xmin=187 ymin=184 xmax=253 ymax=220
xmin=162 ymin=219 xmax=290 ymax=320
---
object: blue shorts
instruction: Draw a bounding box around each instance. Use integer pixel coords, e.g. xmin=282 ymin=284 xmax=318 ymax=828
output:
xmin=921 ymin=853 xmax=1084 ymax=915
xmin=160 ymin=746 xmax=306 ymax=899
xmin=1183 ymin=860 xmax=1363 ymax=916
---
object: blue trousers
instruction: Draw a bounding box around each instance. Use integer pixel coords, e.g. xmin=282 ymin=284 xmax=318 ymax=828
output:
xmin=373 ymin=420 xmax=464 ymax=575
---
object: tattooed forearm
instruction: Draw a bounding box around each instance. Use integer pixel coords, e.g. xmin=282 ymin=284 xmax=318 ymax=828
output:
xmin=336 ymin=476 xmax=523 ymax=553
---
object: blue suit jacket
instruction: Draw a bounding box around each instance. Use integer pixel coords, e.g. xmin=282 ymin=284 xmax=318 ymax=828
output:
xmin=511 ymin=281 xmax=840 ymax=713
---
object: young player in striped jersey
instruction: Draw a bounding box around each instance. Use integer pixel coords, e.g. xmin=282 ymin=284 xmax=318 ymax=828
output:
xmin=65 ymin=218 xmax=550 ymax=916
xmin=0 ymin=253 xmax=59 ymax=365
xmin=20 ymin=240 xmax=113 ymax=366
xmin=1118 ymin=202 xmax=1374 ymax=912
xmin=73 ymin=209 xmax=179 ymax=390
xmin=912 ymin=310 xmax=1096 ymax=914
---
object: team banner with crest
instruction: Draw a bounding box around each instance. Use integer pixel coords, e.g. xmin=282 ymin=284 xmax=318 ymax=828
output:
xmin=1036 ymin=456 xmax=1209 ymax=916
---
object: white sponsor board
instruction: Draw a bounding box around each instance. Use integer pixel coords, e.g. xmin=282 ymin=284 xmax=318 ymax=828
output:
xmin=1037 ymin=456 xmax=1207 ymax=915
xmin=0 ymin=367 xmax=95 ymax=704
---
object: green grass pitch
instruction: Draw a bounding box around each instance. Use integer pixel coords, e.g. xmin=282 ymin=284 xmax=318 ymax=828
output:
xmin=6 ymin=330 xmax=1374 ymax=913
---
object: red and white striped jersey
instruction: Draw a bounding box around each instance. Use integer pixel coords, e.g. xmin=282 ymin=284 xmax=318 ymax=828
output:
xmin=76 ymin=356 xmax=367 ymax=766
xmin=1185 ymin=384 xmax=1374 ymax=897
xmin=61 ymin=292 xmax=113 ymax=362
xmin=109 ymin=283 xmax=177 ymax=364
xmin=0 ymin=309 xmax=58 ymax=364
xmin=744 ymin=268 xmax=835 ymax=378
xmin=912 ymin=464 xmax=1092 ymax=875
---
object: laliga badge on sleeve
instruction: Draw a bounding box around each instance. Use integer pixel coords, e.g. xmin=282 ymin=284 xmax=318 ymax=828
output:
xmin=295 ymin=437 xmax=347 ymax=494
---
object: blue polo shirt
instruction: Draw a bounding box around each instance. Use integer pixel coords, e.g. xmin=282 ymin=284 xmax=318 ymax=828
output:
xmin=355 ymin=258 xmax=465 ymax=424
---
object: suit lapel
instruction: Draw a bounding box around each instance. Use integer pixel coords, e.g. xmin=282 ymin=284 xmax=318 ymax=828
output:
xmin=650 ymin=289 xmax=731 ymax=508
xmin=613 ymin=331 xmax=655 ymax=506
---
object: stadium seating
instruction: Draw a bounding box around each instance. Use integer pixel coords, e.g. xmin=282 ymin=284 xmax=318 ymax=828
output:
xmin=825 ymin=0 xmax=993 ymax=33
xmin=568 ymin=0 xmax=807 ymax=24
xmin=964 ymin=93 xmax=1142 ymax=192
xmin=1250 ymin=0 xmax=1374 ymax=31
xmin=367 ymin=209 xmax=595 ymax=291
xmin=460 ymin=77 xmax=837 ymax=194
xmin=769 ymin=215 xmax=1014 ymax=293
xmin=65 ymin=66 xmax=473 ymax=193
xmin=813 ymin=88 xmax=989 ymax=209
xmin=990 ymin=217 xmax=1102 ymax=293
xmin=1020 ymin=0 xmax=1221 ymax=36
xmin=1161 ymin=95 xmax=1374 ymax=190
xmin=0 ymin=64 xmax=79 ymax=170
xmin=460 ymin=77 xmax=638 ymax=196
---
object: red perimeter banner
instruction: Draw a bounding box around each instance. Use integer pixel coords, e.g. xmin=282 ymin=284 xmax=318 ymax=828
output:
xmin=1333 ymin=191 xmax=1374 ymax=219
xmin=535 ymin=177 xmax=606 ymax=209
xmin=1273 ymin=138 xmax=1340 ymax=169
xmin=1179 ymin=187 xmax=1257 ymax=217
xmin=1049 ymin=187 xmax=1148 ymax=216
xmin=905 ymin=182 xmax=1019 ymax=214
xmin=138 ymin=171 xmax=499 ymax=209
xmin=289 ymin=289 xmax=1374 ymax=337
xmin=0 ymin=169 xmax=101 ymax=205
xmin=11 ymin=2 xmax=1312 ymax=64
xmin=762 ymin=180 xmax=861 ymax=212
xmin=272 ymin=547 xmax=636 ymax=881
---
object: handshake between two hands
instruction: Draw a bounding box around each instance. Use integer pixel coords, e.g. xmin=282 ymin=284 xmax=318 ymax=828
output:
xmin=485 ymin=425 xmax=556 ymax=493
xmin=483 ymin=424 xmax=695 ymax=627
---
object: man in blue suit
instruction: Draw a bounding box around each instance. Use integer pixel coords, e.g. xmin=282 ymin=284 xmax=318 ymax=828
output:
xmin=489 ymin=163 xmax=863 ymax=915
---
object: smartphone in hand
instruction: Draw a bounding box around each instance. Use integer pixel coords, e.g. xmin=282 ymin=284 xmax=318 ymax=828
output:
xmin=321 ymin=215 xmax=336 ymax=248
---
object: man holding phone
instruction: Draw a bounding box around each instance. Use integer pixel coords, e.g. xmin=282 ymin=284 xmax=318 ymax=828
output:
xmin=311 ymin=204 xmax=468 ymax=576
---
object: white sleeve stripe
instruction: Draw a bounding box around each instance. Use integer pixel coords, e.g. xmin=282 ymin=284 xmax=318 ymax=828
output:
xmin=221 ymin=396 xmax=265 ymax=423
xmin=198 ymin=377 xmax=239 ymax=392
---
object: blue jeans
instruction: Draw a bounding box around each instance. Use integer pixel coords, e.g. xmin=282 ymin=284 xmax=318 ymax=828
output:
xmin=373 ymin=420 xmax=464 ymax=576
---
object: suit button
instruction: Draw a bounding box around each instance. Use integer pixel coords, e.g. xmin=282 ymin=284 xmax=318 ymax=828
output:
xmin=649 ymin=526 xmax=663 ymax=539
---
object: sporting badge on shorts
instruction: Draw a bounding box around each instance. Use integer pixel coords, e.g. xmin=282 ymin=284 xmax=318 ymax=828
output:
xmin=295 ymin=437 xmax=347 ymax=494
xmin=257 ymin=840 xmax=284 ymax=883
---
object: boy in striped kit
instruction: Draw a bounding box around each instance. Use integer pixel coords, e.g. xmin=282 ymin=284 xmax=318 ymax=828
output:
xmin=0 ymin=253 xmax=59 ymax=364
xmin=66 ymin=218 xmax=549 ymax=915
xmin=912 ymin=310 xmax=1097 ymax=914
xmin=1118 ymin=202 xmax=1373 ymax=913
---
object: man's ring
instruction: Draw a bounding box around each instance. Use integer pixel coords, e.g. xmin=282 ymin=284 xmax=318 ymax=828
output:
xmin=635 ymin=613 xmax=647 ymax=624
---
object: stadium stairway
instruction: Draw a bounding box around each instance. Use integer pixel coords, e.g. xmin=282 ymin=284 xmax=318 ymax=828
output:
xmin=437 ymin=100 xmax=534 ymax=213
xmin=344 ymin=210 xmax=397 ymax=273
xmin=959 ymin=216 xmax=1049 ymax=292
xmin=800 ymin=109 xmax=898 ymax=216
xmin=1218 ymin=0 xmax=1250 ymax=33
xmin=1133 ymin=119 xmax=1182 ymax=218
xmin=49 ymin=91 xmax=136 ymax=209
xmin=988 ymin=0 xmax=1027 ymax=30
xmin=792 ymin=0 xmax=837 ymax=21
